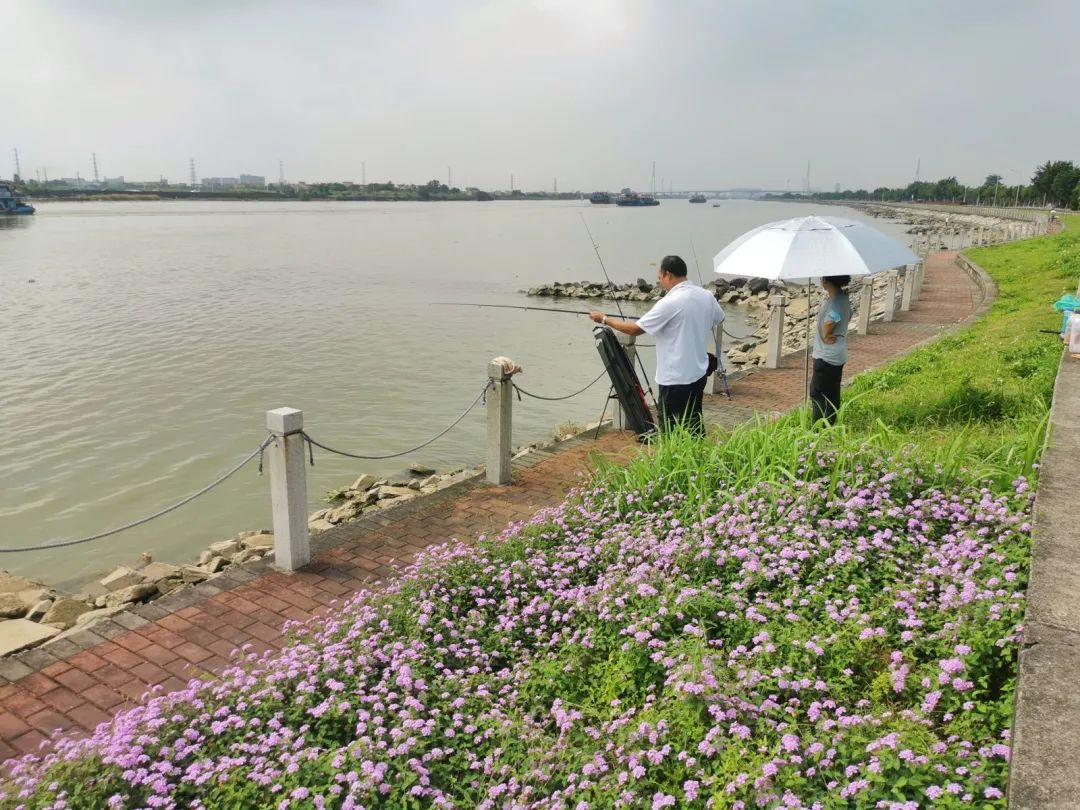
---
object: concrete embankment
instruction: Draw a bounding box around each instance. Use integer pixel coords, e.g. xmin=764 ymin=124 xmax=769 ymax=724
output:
xmin=1009 ymin=344 xmax=1080 ymax=809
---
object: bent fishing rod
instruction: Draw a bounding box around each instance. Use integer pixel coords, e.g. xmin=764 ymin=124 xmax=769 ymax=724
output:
xmin=433 ymin=302 xmax=637 ymax=319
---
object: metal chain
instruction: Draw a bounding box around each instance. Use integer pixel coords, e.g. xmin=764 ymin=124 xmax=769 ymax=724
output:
xmin=0 ymin=435 xmax=275 ymax=553
xmin=301 ymin=380 xmax=493 ymax=462
xmin=511 ymin=369 xmax=608 ymax=402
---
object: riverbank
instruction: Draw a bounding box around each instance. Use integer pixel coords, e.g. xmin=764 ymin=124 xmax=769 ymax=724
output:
xmin=0 ymin=244 xmax=986 ymax=772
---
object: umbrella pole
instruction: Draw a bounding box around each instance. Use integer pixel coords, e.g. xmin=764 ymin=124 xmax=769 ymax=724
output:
xmin=804 ymin=280 xmax=811 ymax=405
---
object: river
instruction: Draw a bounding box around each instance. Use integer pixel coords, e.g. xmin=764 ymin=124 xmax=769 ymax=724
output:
xmin=0 ymin=199 xmax=911 ymax=588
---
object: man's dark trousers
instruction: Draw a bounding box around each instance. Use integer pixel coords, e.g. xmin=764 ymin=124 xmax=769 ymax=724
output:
xmin=657 ymin=374 xmax=708 ymax=436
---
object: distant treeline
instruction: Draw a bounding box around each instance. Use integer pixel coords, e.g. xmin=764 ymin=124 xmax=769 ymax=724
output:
xmin=769 ymin=160 xmax=1080 ymax=209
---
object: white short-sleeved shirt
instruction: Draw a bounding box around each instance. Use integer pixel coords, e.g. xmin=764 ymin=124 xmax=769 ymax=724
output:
xmin=636 ymin=281 xmax=725 ymax=385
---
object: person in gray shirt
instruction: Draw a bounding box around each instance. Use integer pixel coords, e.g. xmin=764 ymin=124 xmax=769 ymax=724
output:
xmin=810 ymin=275 xmax=851 ymax=423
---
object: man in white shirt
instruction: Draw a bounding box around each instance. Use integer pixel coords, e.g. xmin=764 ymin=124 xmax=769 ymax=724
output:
xmin=590 ymin=255 xmax=725 ymax=435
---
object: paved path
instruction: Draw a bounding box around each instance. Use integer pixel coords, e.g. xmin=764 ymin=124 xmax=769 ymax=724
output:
xmin=0 ymin=252 xmax=985 ymax=761
xmin=1008 ymin=337 xmax=1080 ymax=809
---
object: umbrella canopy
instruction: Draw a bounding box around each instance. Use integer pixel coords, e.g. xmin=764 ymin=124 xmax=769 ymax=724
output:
xmin=713 ymin=215 xmax=919 ymax=282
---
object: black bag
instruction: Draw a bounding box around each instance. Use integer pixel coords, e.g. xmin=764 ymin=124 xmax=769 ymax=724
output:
xmin=706 ymin=352 xmax=718 ymax=377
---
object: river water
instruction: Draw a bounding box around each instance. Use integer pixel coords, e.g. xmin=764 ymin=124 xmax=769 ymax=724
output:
xmin=0 ymin=199 xmax=911 ymax=588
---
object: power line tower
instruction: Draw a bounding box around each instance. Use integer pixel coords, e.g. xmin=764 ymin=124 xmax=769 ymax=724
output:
xmin=447 ymin=166 xmax=452 ymax=188
xmin=553 ymin=177 xmax=557 ymax=194
xmin=92 ymin=153 xmax=100 ymax=183
xmin=804 ymin=161 xmax=811 ymax=194
xmin=13 ymin=148 xmax=21 ymax=180
xmin=278 ymin=160 xmax=285 ymax=186
xmin=361 ymin=161 xmax=365 ymax=185
xmin=189 ymin=157 xmax=197 ymax=187
xmin=510 ymin=173 xmax=514 ymax=193
xmin=914 ymin=157 xmax=921 ymax=184
xmin=651 ymin=161 xmax=656 ymax=195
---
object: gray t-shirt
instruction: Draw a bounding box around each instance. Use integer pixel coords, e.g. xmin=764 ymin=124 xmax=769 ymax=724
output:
xmin=812 ymin=291 xmax=851 ymax=366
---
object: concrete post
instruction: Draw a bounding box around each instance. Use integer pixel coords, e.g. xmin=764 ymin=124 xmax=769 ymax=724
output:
xmin=856 ymin=277 xmax=873 ymax=334
xmin=266 ymin=407 xmax=310 ymax=571
xmin=765 ymin=295 xmax=786 ymax=369
xmin=914 ymin=261 xmax=925 ymax=301
xmin=710 ymin=323 xmax=726 ymax=395
xmin=616 ymin=333 xmax=639 ymax=426
xmin=486 ymin=360 xmax=512 ymax=485
xmin=901 ymin=266 xmax=914 ymax=311
xmin=884 ymin=270 xmax=899 ymax=322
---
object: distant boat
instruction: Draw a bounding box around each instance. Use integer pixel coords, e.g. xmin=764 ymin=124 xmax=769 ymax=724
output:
xmin=589 ymin=191 xmax=612 ymax=204
xmin=616 ymin=191 xmax=660 ymax=207
xmin=689 ymin=193 xmax=707 ymax=204
xmin=0 ymin=183 xmax=35 ymax=215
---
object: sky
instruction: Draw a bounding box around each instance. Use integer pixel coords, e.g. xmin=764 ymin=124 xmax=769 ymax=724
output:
xmin=4 ymin=0 xmax=1078 ymax=192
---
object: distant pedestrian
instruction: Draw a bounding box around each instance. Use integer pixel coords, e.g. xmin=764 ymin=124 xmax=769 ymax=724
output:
xmin=590 ymin=255 xmax=724 ymax=435
xmin=809 ymin=275 xmax=852 ymax=424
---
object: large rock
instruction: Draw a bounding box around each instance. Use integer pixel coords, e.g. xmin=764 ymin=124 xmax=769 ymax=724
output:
xmin=350 ymin=474 xmax=378 ymax=492
xmin=208 ymin=539 xmax=241 ymax=557
xmin=408 ymin=463 xmax=436 ymax=476
xmin=200 ymin=556 xmax=227 ymax=575
xmin=748 ymin=277 xmax=770 ymax=295
xmin=0 ymin=593 xmax=28 ymax=619
xmin=101 ymin=566 xmax=145 ymax=592
xmin=41 ymin=598 xmax=94 ymax=630
xmin=0 ymin=619 xmax=60 ymax=656
xmin=139 ymin=562 xmax=181 ymax=584
xmin=103 ymin=583 xmax=158 ymax=609
xmin=239 ymin=531 xmax=274 ymax=551
xmin=26 ymin=599 xmax=53 ymax=621
xmin=308 ymin=518 xmax=334 ymax=534
xmin=179 ymin=565 xmax=209 ymax=584
xmin=376 ymin=485 xmax=418 ymax=500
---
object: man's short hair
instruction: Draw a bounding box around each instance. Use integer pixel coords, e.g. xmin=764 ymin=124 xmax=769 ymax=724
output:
xmin=660 ymin=255 xmax=688 ymax=278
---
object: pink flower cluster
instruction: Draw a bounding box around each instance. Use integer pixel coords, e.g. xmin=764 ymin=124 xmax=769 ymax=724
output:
xmin=0 ymin=456 xmax=1029 ymax=808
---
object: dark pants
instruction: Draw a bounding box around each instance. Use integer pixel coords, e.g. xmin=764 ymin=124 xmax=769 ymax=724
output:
xmin=658 ymin=374 xmax=708 ymax=436
xmin=810 ymin=358 xmax=844 ymax=424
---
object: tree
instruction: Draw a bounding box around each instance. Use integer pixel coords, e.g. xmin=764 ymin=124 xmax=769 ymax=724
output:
xmin=984 ymin=174 xmax=1003 ymax=188
xmin=1032 ymin=161 xmax=1079 ymax=207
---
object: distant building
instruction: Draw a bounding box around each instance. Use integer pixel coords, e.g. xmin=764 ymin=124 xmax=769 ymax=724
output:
xmin=201 ymin=177 xmax=240 ymax=190
xmin=239 ymin=174 xmax=266 ymax=188
xmin=104 ymin=176 xmax=126 ymax=189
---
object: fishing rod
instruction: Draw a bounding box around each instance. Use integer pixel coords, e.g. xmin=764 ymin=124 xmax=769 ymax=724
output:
xmin=434 ymin=302 xmax=637 ymax=319
xmin=580 ymin=214 xmax=657 ymax=406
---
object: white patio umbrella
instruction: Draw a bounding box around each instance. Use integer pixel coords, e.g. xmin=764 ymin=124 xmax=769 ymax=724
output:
xmin=712 ymin=215 xmax=919 ymax=401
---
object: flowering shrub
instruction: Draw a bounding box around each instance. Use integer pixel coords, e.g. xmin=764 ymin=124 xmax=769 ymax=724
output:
xmin=1 ymin=452 xmax=1029 ymax=809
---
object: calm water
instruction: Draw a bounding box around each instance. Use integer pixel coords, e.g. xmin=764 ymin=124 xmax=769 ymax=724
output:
xmin=0 ymin=199 xmax=910 ymax=587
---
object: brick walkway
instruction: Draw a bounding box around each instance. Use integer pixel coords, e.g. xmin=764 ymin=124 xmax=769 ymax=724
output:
xmin=0 ymin=252 xmax=986 ymax=762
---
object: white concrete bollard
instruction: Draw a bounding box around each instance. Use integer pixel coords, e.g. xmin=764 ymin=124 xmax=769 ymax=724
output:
xmin=266 ymin=407 xmax=310 ymax=571
xmin=884 ymin=270 xmax=899 ymax=322
xmin=901 ymin=266 xmax=915 ymax=311
xmin=856 ymin=277 xmax=873 ymax=334
xmin=486 ymin=360 xmax=513 ymax=485
xmin=765 ymin=295 xmax=786 ymax=369
xmin=616 ymin=333 xmax=639 ymax=427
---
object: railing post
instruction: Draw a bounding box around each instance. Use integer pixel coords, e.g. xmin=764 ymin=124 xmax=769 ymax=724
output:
xmin=856 ymin=277 xmax=873 ymax=334
xmin=486 ymin=360 xmax=512 ymax=485
xmin=266 ymin=407 xmax=310 ymax=571
xmin=765 ymin=295 xmax=786 ymax=369
xmin=710 ymin=323 xmax=726 ymax=395
xmin=616 ymin=333 xmax=638 ymax=427
xmin=901 ymin=266 xmax=915 ymax=311
xmin=884 ymin=270 xmax=898 ymax=322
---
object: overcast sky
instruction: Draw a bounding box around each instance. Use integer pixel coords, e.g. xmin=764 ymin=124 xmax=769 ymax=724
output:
xmin=5 ymin=0 xmax=1077 ymax=191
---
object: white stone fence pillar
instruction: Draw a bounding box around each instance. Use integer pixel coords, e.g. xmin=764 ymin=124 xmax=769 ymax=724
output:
xmin=765 ymin=295 xmax=786 ymax=369
xmin=856 ymin=277 xmax=873 ymax=335
xmin=266 ymin=407 xmax=310 ymax=571
xmin=884 ymin=270 xmax=899 ymax=322
xmin=486 ymin=360 xmax=513 ymax=485
xmin=901 ymin=266 xmax=915 ymax=311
